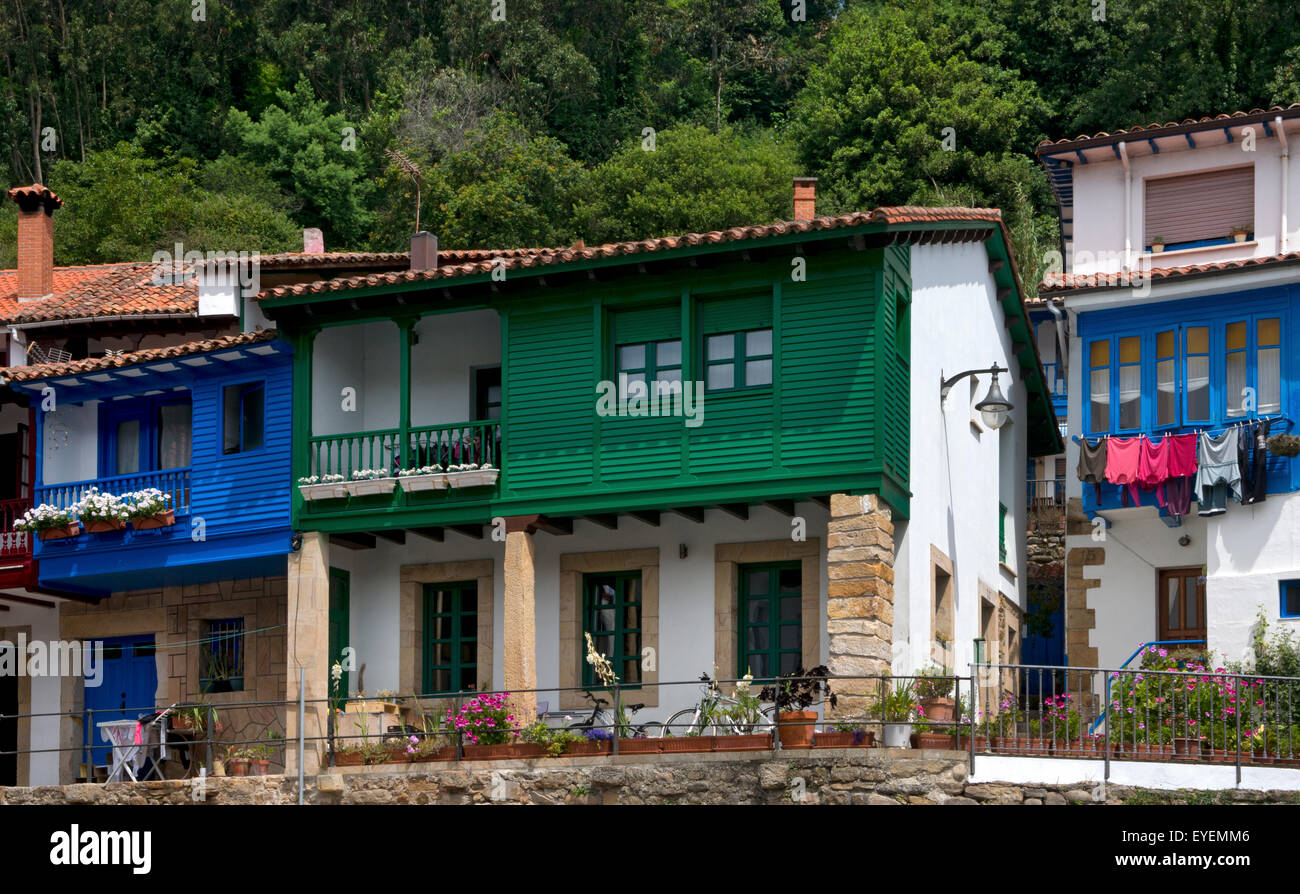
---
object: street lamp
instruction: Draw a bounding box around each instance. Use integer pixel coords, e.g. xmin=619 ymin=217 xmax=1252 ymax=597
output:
xmin=940 ymin=363 xmax=1014 ymax=430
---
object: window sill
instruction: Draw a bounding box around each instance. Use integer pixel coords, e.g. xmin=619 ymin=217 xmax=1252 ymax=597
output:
xmin=999 ymin=562 xmax=1018 ymax=581
xmin=1147 ymin=240 xmax=1257 ymax=262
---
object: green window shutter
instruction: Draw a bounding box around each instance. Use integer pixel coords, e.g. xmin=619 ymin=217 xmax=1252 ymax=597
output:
xmin=998 ymin=504 xmax=1008 ymax=563
xmin=614 ymin=305 xmax=681 ymax=344
xmin=423 ymin=581 xmax=479 ymax=695
xmin=699 ymin=295 xmax=772 ymax=335
xmin=582 ymin=571 xmax=643 ymax=688
xmin=737 ymin=562 xmax=802 ymax=679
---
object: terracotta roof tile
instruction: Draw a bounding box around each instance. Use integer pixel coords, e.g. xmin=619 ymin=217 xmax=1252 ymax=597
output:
xmin=1040 ymin=252 xmax=1300 ymax=294
xmin=1036 ymin=104 xmax=1300 ymax=153
xmin=0 ymin=262 xmax=197 ymax=325
xmin=6 ymin=183 xmax=63 ymax=209
xmin=1 ymin=329 xmax=280 ymax=383
xmin=258 ymin=208 xmax=1006 ymax=301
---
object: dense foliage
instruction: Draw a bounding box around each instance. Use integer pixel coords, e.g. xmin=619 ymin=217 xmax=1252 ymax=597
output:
xmin=3 ymin=0 xmax=1300 ymax=294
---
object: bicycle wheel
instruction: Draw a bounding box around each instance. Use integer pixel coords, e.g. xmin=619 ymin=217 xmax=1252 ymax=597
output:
xmin=661 ymin=709 xmax=700 ymax=738
xmin=636 ymin=721 xmax=666 ymax=739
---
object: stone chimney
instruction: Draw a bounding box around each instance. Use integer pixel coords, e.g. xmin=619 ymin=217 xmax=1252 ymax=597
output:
xmin=793 ymin=177 xmax=818 ymax=221
xmin=302 ymin=228 xmax=324 ymax=253
xmin=7 ymin=184 xmax=63 ymax=302
xmin=410 ymin=231 xmax=438 ymax=271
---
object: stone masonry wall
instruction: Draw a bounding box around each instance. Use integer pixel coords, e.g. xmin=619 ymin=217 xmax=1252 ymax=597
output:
xmin=5 ymin=751 xmax=1298 ymax=806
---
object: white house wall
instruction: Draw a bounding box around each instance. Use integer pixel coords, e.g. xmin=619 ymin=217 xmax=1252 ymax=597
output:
xmin=1 ymin=600 xmax=62 ymax=786
xmin=410 ymin=309 xmax=501 ymax=426
xmin=905 ymin=241 xmax=1028 ymax=675
xmin=41 ymin=400 xmax=98 ymax=484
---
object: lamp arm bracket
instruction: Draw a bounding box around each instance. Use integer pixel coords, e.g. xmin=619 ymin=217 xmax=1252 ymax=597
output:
xmin=939 ymin=364 xmax=1005 ymax=397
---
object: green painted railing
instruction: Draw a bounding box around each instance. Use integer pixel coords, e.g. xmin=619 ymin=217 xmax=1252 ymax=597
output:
xmin=307 ymin=420 xmax=500 ymax=479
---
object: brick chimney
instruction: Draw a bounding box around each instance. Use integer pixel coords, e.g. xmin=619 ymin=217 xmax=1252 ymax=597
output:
xmin=410 ymin=231 xmax=438 ymax=271
xmin=793 ymin=177 xmax=818 ymax=221
xmin=7 ymin=184 xmax=62 ymax=302
xmin=302 ymin=228 xmax=324 ymax=253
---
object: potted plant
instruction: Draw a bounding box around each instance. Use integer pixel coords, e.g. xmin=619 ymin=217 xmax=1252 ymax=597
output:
xmin=915 ymin=665 xmax=956 ymax=721
xmin=249 ymin=728 xmax=281 ymax=775
xmin=910 ymin=714 xmax=957 ymax=750
xmin=446 ymin=463 xmax=499 ymax=488
xmin=1267 ymin=433 xmax=1300 ymax=458
xmin=75 ymin=488 xmax=130 ymax=533
xmin=202 ymin=648 xmax=237 ymax=694
xmin=874 ymin=680 xmax=918 ymax=747
xmin=1006 ymin=717 xmax=1051 ymax=755
xmin=397 ymin=465 xmax=447 ymax=492
xmin=343 ymin=468 xmax=397 ymax=497
xmin=13 ymin=504 xmax=82 ymax=541
xmin=444 ymin=692 xmax=521 ymax=758
xmin=958 ymin=712 xmax=1000 ymax=752
xmin=1150 ymin=236 xmax=1166 ymax=253
xmin=298 ymin=474 xmax=348 ymax=500
xmin=760 ymin=665 xmax=834 ymax=750
xmin=1231 ymin=225 xmax=1250 ymax=243
xmin=172 ymin=700 xmax=220 ymax=734
xmin=1042 ymin=693 xmax=1087 ymax=754
xmin=224 ymin=746 xmax=250 ymax=777
xmin=565 ymin=727 xmax=614 ymax=756
xmin=127 ymin=488 xmax=175 ymax=530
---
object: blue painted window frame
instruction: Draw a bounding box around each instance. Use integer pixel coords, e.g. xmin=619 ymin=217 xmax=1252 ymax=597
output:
xmin=222 ymin=380 xmax=267 ymax=455
xmin=1280 ymin=580 xmax=1300 ymax=620
xmin=98 ymin=392 xmax=193 ymax=478
xmin=1082 ymin=304 xmax=1288 ymax=436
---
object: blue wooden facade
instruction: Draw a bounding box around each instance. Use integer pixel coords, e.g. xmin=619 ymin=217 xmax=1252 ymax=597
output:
xmin=19 ymin=339 xmax=294 ymax=597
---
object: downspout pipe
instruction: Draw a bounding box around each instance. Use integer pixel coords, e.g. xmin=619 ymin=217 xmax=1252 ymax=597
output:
xmin=1277 ymin=117 xmax=1289 ymax=254
xmin=1118 ymin=141 xmax=1132 ymax=269
xmin=1047 ymin=299 xmax=1068 ymax=377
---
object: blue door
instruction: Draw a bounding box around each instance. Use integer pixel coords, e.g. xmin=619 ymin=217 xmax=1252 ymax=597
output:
xmin=84 ymin=635 xmax=158 ymax=772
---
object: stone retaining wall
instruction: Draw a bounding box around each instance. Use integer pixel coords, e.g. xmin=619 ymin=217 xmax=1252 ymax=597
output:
xmin=4 ymin=750 xmax=1299 ymax=806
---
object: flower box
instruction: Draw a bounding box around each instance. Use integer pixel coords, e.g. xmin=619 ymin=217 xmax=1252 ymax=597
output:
xmin=299 ymin=483 xmax=349 ymax=501
xmin=1000 ymin=736 xmax=1052 ymax=756
xmin=1056 ymin=738 xmax=1103 ymax=757
xmin=461 ymin=742 xmax=541 ymax=760
xmin=38 ymin=523 xmax=82 ymax=541
xmin=814 ymin=730 xmax=875 ymax=749
xmin=333 ymin=751 xmax=365 ymax=767
xmin=713 ymin=733 xmax=773 ymax=752
xmin=343 ymin=477 xmax=398 ymax=498
xmin=659 ymin=736 xmax=712 ymax=754
xmin=910 ymin=732 xmax=957 ymax=751
xmin=399 ymin=473 xmax=448 ymax=493
xmin=132 ymin=510 xmax=176 ymax=531
xmin=956 ymin=734 xmax=998 ymax=753
xmin=83 ymin=518 xmax=127 ymax=533
xmin=1172 ymin=737 xmax=1203 ymax=759
xmin=344 ymin=700 xmax=401 ymax=715
xmin=447 ymin=469 xmax=500 ymax=489
xmin=615 ymin=737 xmax=661 ymax=754
xmin=563 ymin=740 xmax=613 ymax=756
xmin=411 ymin=746 xmax=457 ymax=763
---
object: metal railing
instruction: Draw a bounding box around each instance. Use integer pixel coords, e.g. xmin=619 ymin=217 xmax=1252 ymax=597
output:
xmin=34 ymin=468 xmax=191 ymax=516
xmin=0 ymin=497 xmax=32 ymax=556
xmin=1042 ymin=361 xmax=1067 ymax=399
xmin=974 ymin=660 xmax=1300 ymax=782
xmin=307 ymin=420 xmax=500 ymax=480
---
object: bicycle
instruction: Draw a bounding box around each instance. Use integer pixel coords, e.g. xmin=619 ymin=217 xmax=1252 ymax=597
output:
xmin=660 ymin=678 xmax=776 ymax=737
xmin=567 ymin=690 xmax=664 ymax=739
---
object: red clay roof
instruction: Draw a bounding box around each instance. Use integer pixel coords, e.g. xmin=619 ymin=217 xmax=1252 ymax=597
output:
xmin=6 ymin=183 xmax=63 ymax=209
xmin=0 ymin=262 xmax=196 ymax=325
xmin=255 ymin=247 xmax=549 ymax=270
xmin=258 ymin=208 xmax=1006 ymax=301
xmin=1037 ymin=104 xmax=1300 ymax=154
xmin=1039 ymin=252 xmax=1300 ymax=294
xmin=1 ymin=329 xmax=280 ymax=383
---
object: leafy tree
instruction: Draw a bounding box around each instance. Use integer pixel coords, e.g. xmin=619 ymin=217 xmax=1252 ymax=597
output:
xmin=575 ymin=125 xmax=798 ymax=243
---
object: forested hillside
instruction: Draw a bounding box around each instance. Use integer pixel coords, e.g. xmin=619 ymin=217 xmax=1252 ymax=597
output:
xmin=3 ymin=0 xmax=1299 ymax=294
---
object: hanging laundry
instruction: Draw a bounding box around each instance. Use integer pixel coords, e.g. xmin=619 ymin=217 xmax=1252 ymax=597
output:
xmin=1138 ymin=435 xmax=1171 ymax=507
xmin=1165 ymin=433 xmax=1199 ymax=518
xmin=1195 ymin=428 xmax=1240 ymax=517
xmin=1105 ymin=436 xmax=1141 ymax=505
xmin=1237 ymin=418 xmax=1268 ymax=504
xmin=1237 ymin=421 xmax=1254 ymax=504
xmin=1076 ymin=437 xmax=1108 ymax=502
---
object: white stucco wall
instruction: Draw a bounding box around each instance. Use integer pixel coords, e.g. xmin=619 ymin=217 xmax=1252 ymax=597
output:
xmin=1 ymin=600 xmax=63 ymax=786
xmin=41 ymin=400 xmax=98 ymax=485
xmin=410 ymin=309 xmax=501 ymax=426
xmin=904 ymin=241 xmax=1028 ymax=676
xmin=334 ymin=507 xmax=829 ymax=723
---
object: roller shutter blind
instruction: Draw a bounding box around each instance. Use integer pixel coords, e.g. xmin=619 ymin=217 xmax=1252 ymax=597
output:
xmin=613 ymin=304 xmax=680 ymax=344
xmin=1143 ymin=166 xmax=1254 ymax=246
xmin=698 ymin=295 xmax=772 ymax=335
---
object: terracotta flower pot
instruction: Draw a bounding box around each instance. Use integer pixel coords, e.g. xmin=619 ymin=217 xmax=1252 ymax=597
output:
xmin=38 ymin=523 xmax=81 ymax=541
xmin=615 ymin=737 xmax=661 ymax=754
xmin=712 ymin=733 xmax=773 ymax=752
xmin=250 ymin=758 xmax=271 ymax=776
xmin=919 ymin=697 xmax=955 ymax=722
xmin=957 ymin=734 xmax=997 ymax=752
xmin=814 ymin=731 xmax=875 ymax=748
xmin=410 ymin=746 xmax=457 ymax=763
xmin=776 ymin=710 xmax=817 ymax=749
xmin=910 ymin=732 xmax=957 ymax=750
xmin=1172 ymin=737 xmax=1203 ymax=759
xmin=227 ymin=757 xmax=250 ymax=776
xmin=132 ymin=509 xmax=175 ymax=531
xmin=461 ymin=743 xmax=522 ymax=760
xmin=1005 ymin=736 xmax=1051 ymax=756
xmin=333 ymin=752 xmax=364 ymax=767
xmin=563 ymin=740 xmax=613 ymax=756
xmin=660 ymin=736 xmax=711 ymax=754
xmin=83 ymin=518 xmax=127 ymax=533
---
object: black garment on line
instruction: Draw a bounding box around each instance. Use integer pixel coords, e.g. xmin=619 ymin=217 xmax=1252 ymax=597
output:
xmin=1241 ymin=418 xmax=1272 ymax=504
xmin=1076 ymin=437 xmax=1107 ymax=502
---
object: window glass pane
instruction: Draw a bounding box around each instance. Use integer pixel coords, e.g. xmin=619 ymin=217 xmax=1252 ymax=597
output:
xmin=1186 ymin=326 xmax=1209 ymax=354
xmin=433 ymin=643 xmax=451 ymax=665
xmin=222 ymin=385 xmax=240 ymax=454
xmin=460 ymin=613 xmax=476 ymax=637
xmin=745 ymin=359 xmax=773 ymax=387
xmin=746 ymin=627 xmax=770 ymax=650
xmin=1157 ymin=358 xmax=1176 ymax=426
xmin=780 ymin=596 xmax=801 ymax=621
xmin=749 ymin=653 xmax=769 ymax=677
xmin=707 ymin=364 xmax=734 ymax=391
xmin=1185 ymin=585 xmax=1198 ymax=629
xmin=1226 ymin=352 xmax=1247 ymax=417
xmin=618 ymin=344 xmax=645 ymax=371
xmin=779 ymin=652 xmax=800 ymax=675
xmin=746 ymin=600 xmax=769 ymax=624
xmin=620 ymin=373 xmax=647 ymax=400
xmin=707 ymin=334 xmax=734 ymax=361
xmin=1186 ymin=356 xmax=1209 ymax=420
xmin=1089 ymin=369 xmax=1110 ymax=430
xmin=778 ymin=568 xmax=801 ymax=592
xmin=157 ymin=402 xmax=192 ymax=469
xmin=115 ymin=420 xmax=140 ymax=475
xmin=1089 ymin=340 xmax=1109 ymax=367
xmin=780 ymin=626 xmax=800 ymax=650
xmin=435 ymin=616 xmax=452 ymax=639
xmin=1156 ymin=330 xmax=1175 ymax=357
xmin=1258 ymin=346 xmax=1281 ymax=413
xmin=1226 ymin=321 xmax=1247 ymax=351
xmin=656 ymin=340 xmax=681 ymax=367
xmin=241 ymin=387 xmax=264 ymax=451
xmin=747 ymin=571 xmax=769 ymax=595
xmin=745 ymin=329 xmax=773 ymax=356
xmin=1118 ymin=336 xmax=1141 ymax=364
xmin=654 ymin=368 xmax=682 ymax=388
xmin=1258 ymin=318 xmax=1280 ymax=346
xmin=1119 ymin=364 xmax=1141 ymax=429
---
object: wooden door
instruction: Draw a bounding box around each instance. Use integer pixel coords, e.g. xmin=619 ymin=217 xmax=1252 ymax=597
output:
xmin=1157 ymin=568 xmax=1206 ymax=642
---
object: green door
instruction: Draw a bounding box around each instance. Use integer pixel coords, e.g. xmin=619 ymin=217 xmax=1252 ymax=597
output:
xmin=423 ymin=581 xmax=479 ymax=695
xmin=738 ymin=562 xmax=802 ymax=679
xmin=328 ymin=567 xmax=350 ymax=705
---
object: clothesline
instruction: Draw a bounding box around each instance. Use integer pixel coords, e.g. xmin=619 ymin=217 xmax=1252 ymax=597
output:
xmin=1070 ymin=413 xmax=1293 ymax=446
